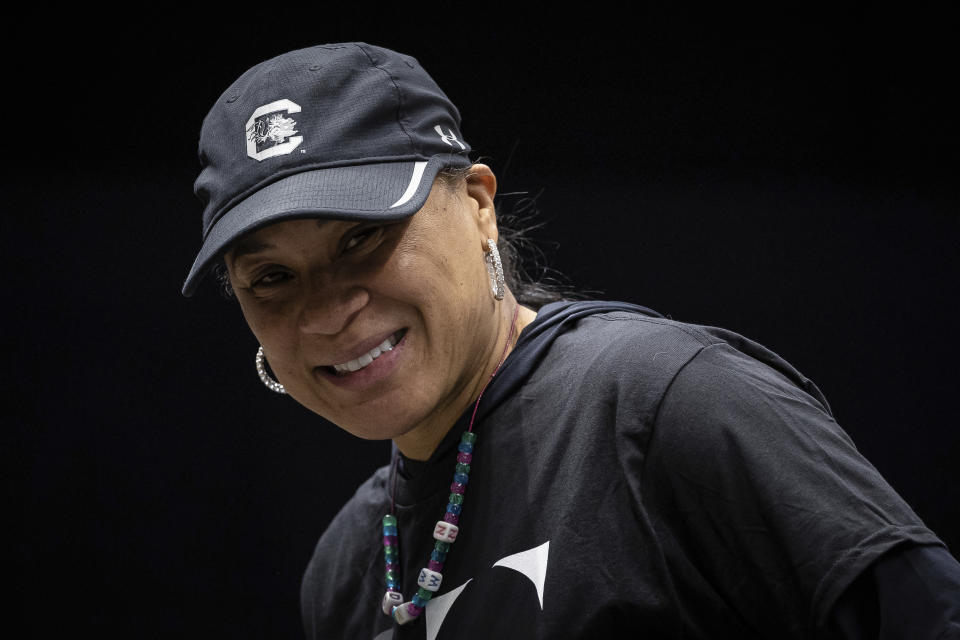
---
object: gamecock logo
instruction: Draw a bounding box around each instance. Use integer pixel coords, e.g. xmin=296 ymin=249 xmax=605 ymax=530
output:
xmin=245 ymin=99 xmax=303 ymax=161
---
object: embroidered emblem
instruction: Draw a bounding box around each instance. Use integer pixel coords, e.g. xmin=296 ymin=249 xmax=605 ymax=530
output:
xmin=434 ymin=125 xmax=466 ymax=150
xmin=245 ymin=99 xmax=304 ymax=161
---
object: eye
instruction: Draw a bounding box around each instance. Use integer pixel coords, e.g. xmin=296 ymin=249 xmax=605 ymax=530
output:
xmin=251 ymin=270 xmax=291 ymax=289
xmin=342 ymin=225 xmax=382 ymax=253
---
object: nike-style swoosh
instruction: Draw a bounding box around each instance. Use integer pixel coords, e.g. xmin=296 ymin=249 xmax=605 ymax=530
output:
xmin=492 ymin=540 xmax=550 ymax=609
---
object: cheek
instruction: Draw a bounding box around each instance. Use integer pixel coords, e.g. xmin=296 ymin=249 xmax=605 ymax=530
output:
xmin=237 ymin=296 xmax=302 ymax=370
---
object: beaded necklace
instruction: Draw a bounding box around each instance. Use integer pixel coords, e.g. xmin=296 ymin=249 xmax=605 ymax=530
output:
xmin=380 ymin=304 xmax=520 ymax=625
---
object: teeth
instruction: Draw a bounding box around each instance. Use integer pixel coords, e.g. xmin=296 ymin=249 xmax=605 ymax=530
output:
xmin=332 ymin=333 xmax=400 ymax=374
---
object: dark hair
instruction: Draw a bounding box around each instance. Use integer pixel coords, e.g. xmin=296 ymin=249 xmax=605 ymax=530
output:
xmin=212 ymin=165 xmax=582 ymax=308
xmin=436 ymin=165 xmax=581 ymax=309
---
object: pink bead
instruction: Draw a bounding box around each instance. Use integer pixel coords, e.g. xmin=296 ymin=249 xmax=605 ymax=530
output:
xmin=385 ymin=562 xmax=398 ymax=573
xmin=408 ymin=604 xmax=424 ymax=616
xmin=457 ymin=452 xmax=472 ymax=463
xmin=383 ymin=535 xmax=397 ymax=546
xmin=428 ymin=559 xmax=443 ymax=572
xmin=443 ymin=512 xmax=460 ymax=525
xmin=450 ymin=482 xmax=466 ymax=494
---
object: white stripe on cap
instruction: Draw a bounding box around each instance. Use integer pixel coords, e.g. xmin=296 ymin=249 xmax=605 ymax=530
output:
xmin=389 ymin=161 xmax=428 ymax=209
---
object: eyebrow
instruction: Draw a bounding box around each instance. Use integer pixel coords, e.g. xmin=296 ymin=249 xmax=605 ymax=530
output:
xmin=229 ymin=240 xmax=275 ymax=265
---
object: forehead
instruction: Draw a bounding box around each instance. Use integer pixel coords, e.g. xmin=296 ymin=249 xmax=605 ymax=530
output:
xmin=228 ymin=218 xmax=335 ymax=261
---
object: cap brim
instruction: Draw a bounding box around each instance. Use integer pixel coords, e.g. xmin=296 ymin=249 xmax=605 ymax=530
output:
xmin=181 ymin=156 xmax=467 ymax=296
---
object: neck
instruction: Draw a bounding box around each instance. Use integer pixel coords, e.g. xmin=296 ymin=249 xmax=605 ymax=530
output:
xmin=393 ymin=294 xmax=537 ymax=460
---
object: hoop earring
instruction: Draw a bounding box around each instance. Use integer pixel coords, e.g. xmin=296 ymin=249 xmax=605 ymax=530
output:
xmin=483 ymin=238 xmax=506 ymax=300
xmin=485 ymin=238 xmax=506 ymax=301
xmin=256 ymin=345 xmax=287 ymax=394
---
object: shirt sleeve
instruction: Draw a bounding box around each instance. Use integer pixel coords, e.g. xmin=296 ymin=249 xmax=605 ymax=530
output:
xmin=643 ymin=341 xmax=944 ymax=637
xmin=824 ymin=543 xmax=960 ymax=640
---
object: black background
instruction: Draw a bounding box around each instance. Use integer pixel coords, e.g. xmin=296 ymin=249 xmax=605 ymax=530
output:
xmin=8 ymin=8 xmax=957 ymax=638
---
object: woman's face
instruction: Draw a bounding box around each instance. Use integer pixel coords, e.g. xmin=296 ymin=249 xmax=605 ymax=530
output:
xmin=225 ymin=166 xmax=502 ymax=444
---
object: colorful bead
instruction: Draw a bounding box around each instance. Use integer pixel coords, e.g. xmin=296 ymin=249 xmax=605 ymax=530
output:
xmin=381 ymin=590 xmax=403 ymax=615
xmin=418 ymin=568 xmax=443 ymax=592
xmin=433 ymin=520 xmax=459 ymax=543
xmin=381 ymin=432 xmax=482 ymax=622
xmin=392 ymin=602 xmax=419 ymax=624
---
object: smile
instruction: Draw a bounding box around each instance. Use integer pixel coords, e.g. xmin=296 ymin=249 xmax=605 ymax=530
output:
xmin=332 ymin=329 xmax=405 ymax=375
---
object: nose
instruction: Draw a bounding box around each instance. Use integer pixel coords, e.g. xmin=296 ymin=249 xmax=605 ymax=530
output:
xmin=298 ymin=283 xmax=370 ymax=336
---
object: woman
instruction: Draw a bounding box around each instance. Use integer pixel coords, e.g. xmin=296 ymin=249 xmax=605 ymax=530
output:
xmin=182 ymin=43 xmax=960 ymax=639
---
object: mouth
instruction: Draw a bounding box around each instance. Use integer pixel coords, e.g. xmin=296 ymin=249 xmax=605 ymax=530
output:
xmin=321 ymin=329 xmax=407 ymax=377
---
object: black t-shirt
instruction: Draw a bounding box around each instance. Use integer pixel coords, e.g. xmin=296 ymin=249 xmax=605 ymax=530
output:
xmin=300 ymin=301 xmax=944 ymax=639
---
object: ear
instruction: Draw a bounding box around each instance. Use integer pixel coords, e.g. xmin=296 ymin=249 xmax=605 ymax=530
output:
xmin=465 ymin=164 xmax=498 ymax=243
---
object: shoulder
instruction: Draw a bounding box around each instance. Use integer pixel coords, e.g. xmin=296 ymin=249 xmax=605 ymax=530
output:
xmin=530 ymin=302 xmax=830 ymax=431
xmin=643 ymin=338 xmax=940 ymax=625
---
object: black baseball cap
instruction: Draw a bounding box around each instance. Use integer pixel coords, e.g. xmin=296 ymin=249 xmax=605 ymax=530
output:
xmin=181 ymin=42 xmax=472 ymax=296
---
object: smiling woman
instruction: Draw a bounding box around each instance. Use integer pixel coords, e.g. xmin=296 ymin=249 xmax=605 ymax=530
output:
xmin=223 ymin=169 xmax=536 ymax=456
xmin=182 ymin=43 xmax=960 ymax=639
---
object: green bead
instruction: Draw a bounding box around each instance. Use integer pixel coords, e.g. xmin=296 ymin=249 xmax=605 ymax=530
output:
xmin=455 ymin=462 xmax=471 ymax=474
xmin=417 ymin=587 xmax=434 ymax=601
xmin=448 ymin=493 xmax=463 ymax=505
xmin=385 ymin=570 xmax=395 ymax=582
xmin=382 ymin=514 xmax=397 ymax=526
xmin=434 ymin=541 xmax=450 ymax=553
xmin=384 ymin=546 xmax=397 ymax=559
xmin=461 ymin=432 xmax=477 ymax=444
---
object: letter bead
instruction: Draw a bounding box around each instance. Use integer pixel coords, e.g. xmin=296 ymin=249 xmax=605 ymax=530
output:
xmin=433 ymin=520 xmax=459 ymax=543
xmin=392 ymin=602 xmax=419 ymax=624
xmin=381 ymin=590 xmax=404 ymax=615
xmin=417 ymin=567 xmax=443 ymax=592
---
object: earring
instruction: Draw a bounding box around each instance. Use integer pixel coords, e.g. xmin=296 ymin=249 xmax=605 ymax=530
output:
xmin=256 ymin=345 xmax=287 ymax=394
xmin=485 ymin=238 xmax=505 ymax=301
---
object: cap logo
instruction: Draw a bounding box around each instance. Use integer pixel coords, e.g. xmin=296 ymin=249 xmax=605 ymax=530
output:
xmin=434 ymin=125 xmax=466 ymax=150
xmin=245 ymin=99 xmax=303 ymax=161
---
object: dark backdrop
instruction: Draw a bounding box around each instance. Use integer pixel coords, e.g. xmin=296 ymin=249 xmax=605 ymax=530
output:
xmin=8 ymin=8 xmax=957 ymax=638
